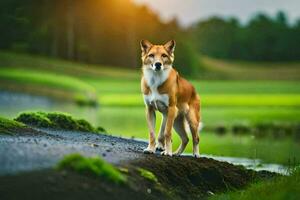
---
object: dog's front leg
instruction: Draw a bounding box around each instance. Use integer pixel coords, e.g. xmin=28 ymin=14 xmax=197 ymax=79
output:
xmin=156 ymin=113 xmax=166 ymax=151
xmin=143 ymin=106 xmax=156 ymax=154
xmin=161 ymin=106 xmax=177 ymax=156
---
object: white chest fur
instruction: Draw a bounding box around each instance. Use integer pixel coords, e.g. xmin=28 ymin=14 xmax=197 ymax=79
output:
xmin=143 ymin=67 xmax=171 ymax=110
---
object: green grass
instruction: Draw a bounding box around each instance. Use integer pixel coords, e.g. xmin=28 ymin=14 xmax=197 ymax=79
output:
xmin=86 ymin=79 xmax=300 ymax=107
xmin=1 ymin=51 xmax=300 ymax=165
xmin=0 ymin=68 xmax=95 ymax=92
xmin=0 ymin=51 xmax=137 ymax=80
xmin=0 ymin=68 xmax=97 ymax=104
xmin=0 ymin=116 xmax=27 ymax=135
xmin=15 ymin=111 xmax=105 ymax=133
xmin=56 ymin=153 xmax=126 ymax=184
xmin=198 ymin=133 xmax=300 ymax=165
xmin=138 ymin=168 xmax=159 ymax=183
xmin=95 ymin=107 xmax=300 ymax=165
xmin=96 ymin=106 xmax=300 ymax=136
xmin=209 ymin=167 xmax=300 ymax=200
xmin=192 ymin=80 xmax=300 ymax=94
xmin=0 ymin=51 xmax=137 ymax=104
xmin=98 ymin=93 xmax=300 ymax=107
xmin=0 ymin=116 xmax=43 ymax=135
xmin=78 ymin=77 xmax=300 ymax=166
xmin=88 ymin=79 xmax=300 ymax=94
xmin=202 ymin=56 xmax=300 ymax=80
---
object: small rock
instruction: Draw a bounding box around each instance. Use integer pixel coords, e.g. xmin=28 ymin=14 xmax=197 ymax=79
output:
xmin=90 ymin=143 xmax=99 ymax=147
xmin=147 ymin=188 xmax=151 ymax=194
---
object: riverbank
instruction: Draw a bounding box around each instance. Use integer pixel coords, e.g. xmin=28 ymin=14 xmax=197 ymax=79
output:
xmin=0 ymin=115 xmax=279 ymax=200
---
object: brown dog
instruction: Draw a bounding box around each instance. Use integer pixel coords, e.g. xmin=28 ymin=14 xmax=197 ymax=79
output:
xmin=140 ymin=40 xmax=202 ymax=157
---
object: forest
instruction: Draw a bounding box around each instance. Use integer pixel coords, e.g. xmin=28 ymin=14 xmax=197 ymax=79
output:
xmin=1 ymin=0 xmax=300 ymax=78
xmin=191 ymin=11 xmax=300 ymax=61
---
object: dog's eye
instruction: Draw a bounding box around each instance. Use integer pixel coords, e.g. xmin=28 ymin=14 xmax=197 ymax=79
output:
xmin=148 ymin=54 xmax=154 ymax=58
xmin=162 ymin=54 xmax=168 ymax=58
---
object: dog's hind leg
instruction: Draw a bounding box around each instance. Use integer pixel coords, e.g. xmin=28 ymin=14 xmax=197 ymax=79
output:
xmin=186 ymin=101 xmax=201 ymax=158
xmin=173 ymin=113 xmax=189 ymax=156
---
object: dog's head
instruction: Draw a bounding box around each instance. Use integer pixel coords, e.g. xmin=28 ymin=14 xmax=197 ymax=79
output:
xmin=140 ymin=40 xmax=175 ymax=72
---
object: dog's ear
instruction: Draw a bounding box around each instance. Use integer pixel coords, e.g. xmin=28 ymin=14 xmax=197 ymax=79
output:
xmin=140 ymin=40 xmax=153 ymax=53
xmin=164 ymin=40 xmax=176 ymax=54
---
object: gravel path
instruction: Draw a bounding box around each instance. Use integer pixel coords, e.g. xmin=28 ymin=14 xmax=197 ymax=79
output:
xmin=0 ymin=128 xmax=287 ymax=175
xmin=0 ymin=129 xmax=147 ymax=175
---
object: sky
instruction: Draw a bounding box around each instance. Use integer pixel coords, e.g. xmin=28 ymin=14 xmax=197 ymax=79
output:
xmin=133 ymin=0 xmax=300 ymax=27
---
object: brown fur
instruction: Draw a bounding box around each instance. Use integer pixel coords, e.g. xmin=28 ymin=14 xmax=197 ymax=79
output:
xmin=140 ymin=40 xmax=201 ymax=157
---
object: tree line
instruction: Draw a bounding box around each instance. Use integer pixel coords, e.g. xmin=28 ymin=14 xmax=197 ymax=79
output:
xmin=0 ymin=0 xmax=199 ymax=75
xmin=190 ymin=11 xmax=300 ymax=61
xmin=0 ymin=0 xmax=299 ymax=77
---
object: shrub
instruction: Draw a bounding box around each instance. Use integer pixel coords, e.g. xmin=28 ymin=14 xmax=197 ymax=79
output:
xmin=15 ymin=112 xmax=53 ymax=128
xmin=215 ymin=124 xmax=227 ymax=136
xmin=15 ymin=111 xmax=105 ymax=133
xmin=232 ymin=124 xmax=251 ymax=135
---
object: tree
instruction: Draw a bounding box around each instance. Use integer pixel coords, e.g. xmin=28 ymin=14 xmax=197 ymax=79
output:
xmin=191 ymin=11 xmax=300 ymax=61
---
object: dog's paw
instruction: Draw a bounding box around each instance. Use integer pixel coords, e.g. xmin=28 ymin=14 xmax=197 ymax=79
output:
xmin=143 ymin=148 xmax=155 ymax=154
xmin=161 ymin=151 xmax=172 ymax=157
xmin=155 ymin=143 xmax=165 ymax=152
xmin=193 ymin=153 xmax=200 ymax=158
xmin=155 ymin=146 xmax=165 ymax=152
xmin=173 ymin=152 xmax=182 ymax=157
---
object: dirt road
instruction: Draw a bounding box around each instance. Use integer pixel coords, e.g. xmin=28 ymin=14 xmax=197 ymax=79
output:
xmin=0 ymin=129 xmax=146 ymax=175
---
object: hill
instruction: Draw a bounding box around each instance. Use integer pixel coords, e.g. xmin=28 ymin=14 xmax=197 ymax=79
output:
xmin=201 ymin=56 xmax=300 ymax=80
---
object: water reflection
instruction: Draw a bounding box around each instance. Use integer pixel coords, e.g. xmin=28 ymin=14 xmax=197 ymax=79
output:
xmin=0 ymin=91 xmax=98 ymax=125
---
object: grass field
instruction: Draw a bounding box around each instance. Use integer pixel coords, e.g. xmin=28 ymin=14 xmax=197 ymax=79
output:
xmin=202 ymin=56 xmax=300 ymax=80
xmin=0 ymin=51 xmax=299 ymax=165
xmin=210 ymin=167 xmax=300 ymax=200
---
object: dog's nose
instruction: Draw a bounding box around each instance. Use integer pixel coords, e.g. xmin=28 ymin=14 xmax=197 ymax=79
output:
xmin=154 ymin=62 xmax=162 ymax=71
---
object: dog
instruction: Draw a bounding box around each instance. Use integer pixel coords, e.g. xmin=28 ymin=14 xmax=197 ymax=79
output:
xmin=140 ymin=39 xmax=202 ymax=157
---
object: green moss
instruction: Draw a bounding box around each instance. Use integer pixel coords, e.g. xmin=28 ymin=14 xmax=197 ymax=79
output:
xmin=56 ymin=154 xmax=126 ymax=184
xmin=15 ymin=111 xmax=105 ymax=133
xmin=14 ymin=112 xmax=53 ymax=128
xmin=96 ymin=126 xmax=106 ymax=133
xmin=118 ymin=167 xmax=129 ymax=174
xmin=0 ymin=117 xmax=27 ymax=135
xmin=138 ymin=168 xmax=158 ymax=183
